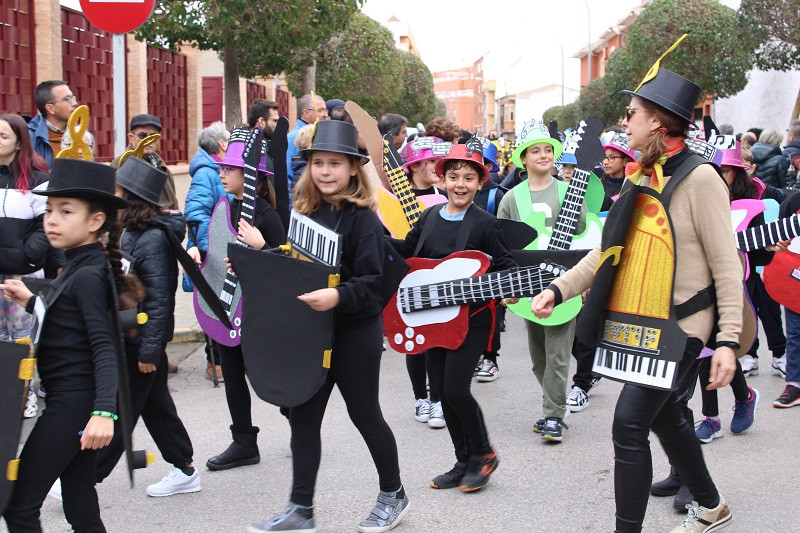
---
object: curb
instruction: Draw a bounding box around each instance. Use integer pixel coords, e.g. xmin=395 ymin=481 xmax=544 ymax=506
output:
xmin=170 ymin=327 xmax=205 ymax=344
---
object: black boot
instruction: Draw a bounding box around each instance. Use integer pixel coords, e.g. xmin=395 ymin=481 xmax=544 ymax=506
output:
xmin=673 ymin=483 xmax=693 ymax=511
xmin=206 ymin=425 xmax=260 ymax=471
xmin=650 ymin=466 xmax=681 ymax=497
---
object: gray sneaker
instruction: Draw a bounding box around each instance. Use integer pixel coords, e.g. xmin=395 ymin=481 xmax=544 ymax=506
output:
xmin=357 ymin=489 xmax=410 ymax=533
xmin=247 ymin=503 xmax=316 ymax=533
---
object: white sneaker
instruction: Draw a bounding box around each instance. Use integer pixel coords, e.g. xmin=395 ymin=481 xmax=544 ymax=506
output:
xmin=566 ymin=386 xmax=589 ymax=412
xmin=428 ymin=402 xmax=446 ymax=429
xmin=741 ymin=354 xmax=759 ymax=377
xmin=146 ymin=467 xmax=201 ymax=497
xmin=771 ymin=356 xmax=786 ymax=378
xmin=23 ymin=389 xmax=38 ymax=419
xmin=47 ymin=479 xmax=62 ymax=501
xmin=414 ymin=398 xmax=431 ymax=422
xmin=476 ymin=359 xmax=500 ymax=382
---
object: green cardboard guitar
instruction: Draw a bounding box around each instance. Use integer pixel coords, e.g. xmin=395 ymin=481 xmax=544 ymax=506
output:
xmin=507 ymin=117 xmax=606 ymax=326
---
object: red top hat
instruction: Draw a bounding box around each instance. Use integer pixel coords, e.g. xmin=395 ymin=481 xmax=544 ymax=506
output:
xmin=434 ymin=139 xmax=491 ymax=184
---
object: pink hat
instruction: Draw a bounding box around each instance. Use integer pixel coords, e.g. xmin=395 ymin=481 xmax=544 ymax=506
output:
xmin=602 ymin=132 xmax=636 ymax=160
xmin=401 ymin=136 xmax=452 ymax=171
xmin=719 ymin=141 xmax=749 ymax=169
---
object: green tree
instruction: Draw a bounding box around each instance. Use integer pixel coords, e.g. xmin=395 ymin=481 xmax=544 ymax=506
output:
xmin=389 ymin=51 xmax=438 ymax=126
xmin=577 ymin=77 xmax=620 ymax=127
xmin=135 ymin=0 xmax=362 ymax=127
xmin=597 ymin=0 xmax=755 ymax=124
xmin=543 ymin=102 xmax=580 ymax=130
xmin=738 ymin=0 xmax=800 ymax=117
xmin=302 ymin=12 xmax=403 ymax=117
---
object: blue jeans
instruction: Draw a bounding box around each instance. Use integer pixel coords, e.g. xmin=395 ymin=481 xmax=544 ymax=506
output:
xmin=784 ymin=308 xmax=800 ymax=383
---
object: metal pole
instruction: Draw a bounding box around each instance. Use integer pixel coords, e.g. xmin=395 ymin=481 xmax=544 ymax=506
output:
xmin=113 ymin=33 xmax=127 ymax=155
xmin=584 ymin=0 xmax=591 ymax=85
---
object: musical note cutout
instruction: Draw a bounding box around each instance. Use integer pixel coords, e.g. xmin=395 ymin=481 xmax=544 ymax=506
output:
xmin=55 ymin=105 xmax=92 ymax=160
xmin=634 ymin=33 xmax=688 ymax=92
xmin=118 ymin=132 xmax=161 ymax=166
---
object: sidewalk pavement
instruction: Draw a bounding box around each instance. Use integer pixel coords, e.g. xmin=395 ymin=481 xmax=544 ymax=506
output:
xmin=170 ymin=288 xmax=205 ymax=344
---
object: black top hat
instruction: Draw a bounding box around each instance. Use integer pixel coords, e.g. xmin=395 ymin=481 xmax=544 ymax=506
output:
xmin=116 ymin=156 xmax=167 ymax=207
xmin=301 ymin=120 xmax=367 ymax=160
xmin=623 ymin=68 xmax=700 ymax=123
xmin=33 ymin=159 xmax=128 ymax=209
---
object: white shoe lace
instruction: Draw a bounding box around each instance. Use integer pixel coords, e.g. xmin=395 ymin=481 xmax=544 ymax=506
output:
xmin=681 ymin=502 xmax=705 ymax=528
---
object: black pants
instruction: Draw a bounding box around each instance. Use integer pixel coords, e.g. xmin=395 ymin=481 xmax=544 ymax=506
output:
xmin=483 ymin=305 xmax=505 ymax=361
xmin=289 ymin=318 xmax=401 ymax=507
xmin=699 ymin=359 xmax=749 ymax=417
xmin=406 ymin=352 xmax=439 ymax=403
xmin=216 ymin=342 xmax=255 ymax=431
xmin=429 ymin=327 xmax=493 ymax=464
xmin=751 ymin=275 xmax=786 ymax=357
xmin=571 ymin=336 xmax=597 ymax=393
xmin=3 ymin=389 xmax=105 ymax=533
xmin=613 ymin=338 xmax=718 ymax=533
xmin=96 ymin=344 xmax=194 ymax=481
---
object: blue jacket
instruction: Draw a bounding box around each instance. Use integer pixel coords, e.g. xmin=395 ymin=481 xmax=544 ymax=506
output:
xmin=27 ymin=115 xmax=54 ymax=168
xmin=286 ymin=118 xmax=309 ymax=188
xmin=185 ymin=148 xmax=230 ymax=251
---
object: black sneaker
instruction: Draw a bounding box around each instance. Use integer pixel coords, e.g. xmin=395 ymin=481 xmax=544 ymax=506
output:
xmin=672 ymin=484 xmax=693 ymax=511
xmin=430 ymin=461 xmax=467 ymax=489
xmin=588 ymin=376 xmax=603 ymax=392
xmin=541 ymin=417 xmax=567 ymax=443
xmin=459 ymin=448 xmax=499 ymax=492
xmin=773 ymin=384 xmax=800 ymax=408
xmin=651 ymin=470 xmax=682 ymax=497
xmin=532 ymin=418 xmax=546 ymax=433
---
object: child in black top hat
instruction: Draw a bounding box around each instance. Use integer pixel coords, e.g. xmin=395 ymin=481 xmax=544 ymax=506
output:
xmin=247 ymin=119 xmax=408 ymax=533
xmin=93 ymin=156 xmax=200 ymax=497
xmin=1 ymin=158 xmax=141 ymax=532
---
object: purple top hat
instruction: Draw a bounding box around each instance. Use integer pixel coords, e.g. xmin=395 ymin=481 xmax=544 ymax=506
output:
xmin=401 ymin=136 xmax=452 ymax=171
xmin=221 ymin=127 xmax=274 ymax=175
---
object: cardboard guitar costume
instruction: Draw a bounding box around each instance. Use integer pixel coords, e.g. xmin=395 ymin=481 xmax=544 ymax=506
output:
xmin=0 ymin=341 xmax=33 ymax=515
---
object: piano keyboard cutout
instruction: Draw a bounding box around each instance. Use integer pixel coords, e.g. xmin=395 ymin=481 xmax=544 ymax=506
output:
xmin=592 ymin=319 xmax=677 ymax=390
xmin=287 ymin=211 xmax=343 ymax=268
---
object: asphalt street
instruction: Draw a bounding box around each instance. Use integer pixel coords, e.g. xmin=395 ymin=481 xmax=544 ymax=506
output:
xmin=5 ymin=312 xmax=799 ymax=533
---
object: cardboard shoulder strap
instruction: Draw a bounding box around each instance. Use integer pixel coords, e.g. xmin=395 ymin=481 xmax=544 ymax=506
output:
xmin=512 ymin=178 xmax=567 ymax=221
xmin=413 ymin=204 xmax=477 ymax=256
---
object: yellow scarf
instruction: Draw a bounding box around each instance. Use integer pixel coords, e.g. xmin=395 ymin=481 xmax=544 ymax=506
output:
xmin=624 ymin=137 xmax=686 ymax=193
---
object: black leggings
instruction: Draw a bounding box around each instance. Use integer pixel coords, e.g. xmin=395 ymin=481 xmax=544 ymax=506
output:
xmin=613 ymin=338 xmax=718 ymax=533
xmin=751 ymin=275 xmax=786 ymax=357
xmin=405 ymin=352 xmax=439 ymax=403
xmin=571 ymin=336 xmax=597 ymax=393
xmin=429 ymin=327 xmax=493 ymax=463
xmin=289 ymin=318 xmax=401 ymax=507
xmin=216 ymin=342 xmax=255 ymax=432
xmin=699 ymin=359 xmax=749 ymax=417
xmin=96 ymin=344 xmax=194 ymax=481
xmin=3 ymin=389 xmax=105 ymax=533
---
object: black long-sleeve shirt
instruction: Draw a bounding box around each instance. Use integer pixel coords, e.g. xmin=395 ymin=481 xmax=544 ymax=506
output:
xmin=315 ymin=200 xmax=385 ymax=327
xmin=389 ymin=204 xmax=517 ymax=327
xmin=28 ymin=242 xmax=118 ymax=412
xmin=230 ymin=197 xmax=286 ymax=250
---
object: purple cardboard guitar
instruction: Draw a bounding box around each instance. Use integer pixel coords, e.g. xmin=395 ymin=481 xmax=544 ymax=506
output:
xmin=193 ymin=126 xmax=265 ymax=346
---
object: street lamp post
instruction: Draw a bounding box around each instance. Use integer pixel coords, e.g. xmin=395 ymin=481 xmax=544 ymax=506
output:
xmin=584 ymin=0 xmax=591 ymax=85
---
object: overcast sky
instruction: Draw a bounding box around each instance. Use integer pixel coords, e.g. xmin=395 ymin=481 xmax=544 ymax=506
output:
xmin=62 ymin=0 xmax=740 ymax=91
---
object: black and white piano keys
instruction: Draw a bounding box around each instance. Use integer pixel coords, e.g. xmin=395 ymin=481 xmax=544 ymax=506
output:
xmin=593 ymin=344 xmax=678 ymax=390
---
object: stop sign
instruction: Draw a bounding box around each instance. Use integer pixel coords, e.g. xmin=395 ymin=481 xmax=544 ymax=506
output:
xmin=79 ymin=0 xmax=156 ymax=34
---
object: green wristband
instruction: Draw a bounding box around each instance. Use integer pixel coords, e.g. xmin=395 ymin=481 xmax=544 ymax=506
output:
xmin=90 ymin=410 xmax=119 ymax=421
